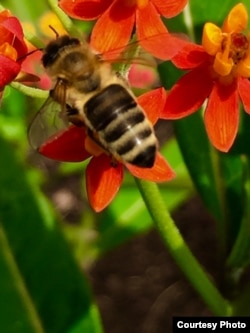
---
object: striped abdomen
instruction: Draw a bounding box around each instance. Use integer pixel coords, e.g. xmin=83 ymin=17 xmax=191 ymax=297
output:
xmin=84 ymin=84 xmax=157 ymax=167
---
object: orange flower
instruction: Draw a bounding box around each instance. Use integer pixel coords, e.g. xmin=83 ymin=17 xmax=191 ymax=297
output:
xmin=162 ymin=3 xmax=250 ymax=152
xmin=38 ymin=88 xmax=175 ymax=212
xmin=0 ymin=10 xmax=27 ymax=90
xmin=59 ymin=0 xmax=188 ymax=59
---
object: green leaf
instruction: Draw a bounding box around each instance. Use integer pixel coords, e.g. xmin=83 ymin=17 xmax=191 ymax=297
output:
xmin=227 ymin=157 xmax=250 ymax=269
xmin=174 ymin=113 xmax=223 ymax=222
xmin=0 ymin=135 xmax=103 ymax=333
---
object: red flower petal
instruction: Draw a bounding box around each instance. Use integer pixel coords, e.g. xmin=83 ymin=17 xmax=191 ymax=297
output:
xmin=59 ymin=0 xmax=112 ymax=20
xmin=162 ymin=65 xmax=213 ymax=119
xmin=86 ymin=154 xmax=123 ymax=212
xmin=238 ymin=77 xmax=250 ymax=114
xmin=39 ymin=126 xmax=91 ymax=162
xmin=0 ymin=55 xmax=20 ymax=88
xmin=0 ymin=16 xmax=27 ymax=57
xmin=172 ymin=44 xmax=210 ymax=69
xmin=137 ymin=87 xmax=166 ymax=125
xmin=1 ymin=16 xmax=24 ymax=41
xmin=136 ymin=3 xmax=188 ymax=60
xmin=126 ymin=152 xmax=175 ymax=182
xmin=204 ymin=81 xmax=239 ymax=152
xmin=90 ymin=1 xmax=135 ymax=54
xmin=152 ymin=0 xmax=188 ymax=18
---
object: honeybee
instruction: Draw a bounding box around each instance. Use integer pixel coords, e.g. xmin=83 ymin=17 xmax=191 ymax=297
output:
xmin=28 ymin=35 xmax=158 ymax=167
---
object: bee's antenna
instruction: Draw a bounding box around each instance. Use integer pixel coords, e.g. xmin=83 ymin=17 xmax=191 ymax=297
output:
xmin=17 ymin=48 xmax=43 ymax=61
xmin=48 ymin=25 xmax=59 ymax=39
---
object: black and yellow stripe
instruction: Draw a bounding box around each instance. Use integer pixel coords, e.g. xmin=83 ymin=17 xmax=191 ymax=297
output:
xmin=84 ymin=84 xmax=157 ymax=167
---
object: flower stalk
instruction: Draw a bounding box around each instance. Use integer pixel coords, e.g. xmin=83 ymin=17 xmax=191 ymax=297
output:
xmin=10 ymin=82 xmax=49 ymax=99
xmin=135 ymin=178 xmax=232 ymax=316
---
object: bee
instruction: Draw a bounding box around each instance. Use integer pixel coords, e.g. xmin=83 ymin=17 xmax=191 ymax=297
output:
xmin=28 ymin=35 xmax=158 ymax=168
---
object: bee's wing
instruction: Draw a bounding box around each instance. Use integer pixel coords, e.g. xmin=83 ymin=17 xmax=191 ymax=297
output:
xmin=97 ymin=32 xmax=188 ymax=65
xmin=99 ymin=40 xmax=156 ymax=67
xmin=28 ymin=97 xmax=69 ymax=150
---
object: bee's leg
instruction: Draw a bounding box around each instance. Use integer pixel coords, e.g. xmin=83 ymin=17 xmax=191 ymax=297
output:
xmin=66 ymin=105 xmax=85 ymax=126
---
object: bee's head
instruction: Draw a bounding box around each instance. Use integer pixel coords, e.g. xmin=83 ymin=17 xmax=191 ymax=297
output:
xmin=42 ymin=35 xmax=80 ymax=68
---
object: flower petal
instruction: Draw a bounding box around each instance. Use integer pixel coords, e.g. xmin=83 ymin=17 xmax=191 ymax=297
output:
xmin=204 ymin=81 xmax=239 ymax=152
xmin=86 ymin=154 xmax=123 ymax=212
xmin=90 ymin=1 xmax=135 ymax=54
xmin=136 ymin=3 xmax=188 ymax=59
xmin=59 ymin=0 xmax=112 ymax=20
xmin=0 ymin=55 xmax=20 ymax=89
xmin=39 ymin=126 xmax=91 ymax=162
xmin=137 ymin=87 xmax=166 ymax=125
xmin=162 ymin=65 xmax=213 ymax=119
xmin=126 ymin=152 xmax=175 ymax=182
xmin=172 ymin=43 xmax=209 ymax=69
xmin=238 ymin=77 xmax=250 ymax=114
xmin=0 ymin=16 xmax=27 ymax=57
xmin=213 ymin=51 xmax=234 ymax=76
xmin=152 ymin=0 xmax=187 ymax=18
xmin=222 ymin=3 xmax=248 ymax=33
xmin=1 ymin=16 xmax=24 ymax=42
xmin=202 ymin=22 xmax=222 ymax=55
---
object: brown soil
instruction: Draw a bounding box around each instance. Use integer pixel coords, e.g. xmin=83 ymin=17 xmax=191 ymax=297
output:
xmin=89 ymin=196 xmax=218 ymax=333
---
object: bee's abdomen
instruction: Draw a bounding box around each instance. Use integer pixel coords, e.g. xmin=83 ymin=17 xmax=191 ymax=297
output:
xmin=84 ymin=84 xmax=157 ymax=168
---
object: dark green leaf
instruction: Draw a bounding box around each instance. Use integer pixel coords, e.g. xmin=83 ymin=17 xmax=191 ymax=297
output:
xmin=0 ymin=135 xmax=103 ymax=333
xmin=174 ymin=113 xmax=223 ymax=222
xmin=227 ymin=157 xmax=250 ymax=268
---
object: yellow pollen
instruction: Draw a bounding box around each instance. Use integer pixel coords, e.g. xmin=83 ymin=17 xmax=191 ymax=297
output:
xmin=0 ymin=42 xmax=17 ymax=61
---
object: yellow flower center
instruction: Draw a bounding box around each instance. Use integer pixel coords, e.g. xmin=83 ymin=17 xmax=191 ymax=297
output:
xmin=202 ymin=3 xmax=250 ymax=78
xmin=0 ymin=42 xmax=17 ymax=61
xmin=124 ymin=0 xmax=149 ymax=9
xmin=39 ymin=12 xmax=67 ymax=38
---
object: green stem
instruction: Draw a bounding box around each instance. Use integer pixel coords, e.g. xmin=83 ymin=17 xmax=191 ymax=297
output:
xmin=135 ymin=178 xmax=232 ymax=316
xmin=183 ymin=2 xmax=195 ymax=41
xmin=47 ymin=0 xmax=80 ymax=36
xmin=209 ymin=147 xmax=228 ymax=258
xmin=10 ymin=82 xmax=48 ymax=99
xmin=23 ymin=28 xmax=45 ymax=49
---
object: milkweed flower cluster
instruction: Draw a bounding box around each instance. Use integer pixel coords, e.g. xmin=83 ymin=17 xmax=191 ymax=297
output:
xmin=0 ymin=10 xmax=27 ymax=91
xmin=161 ymin=3 xmax=250 ymax=152
xmin=3 ymin=1 xmax=250 ymax=211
